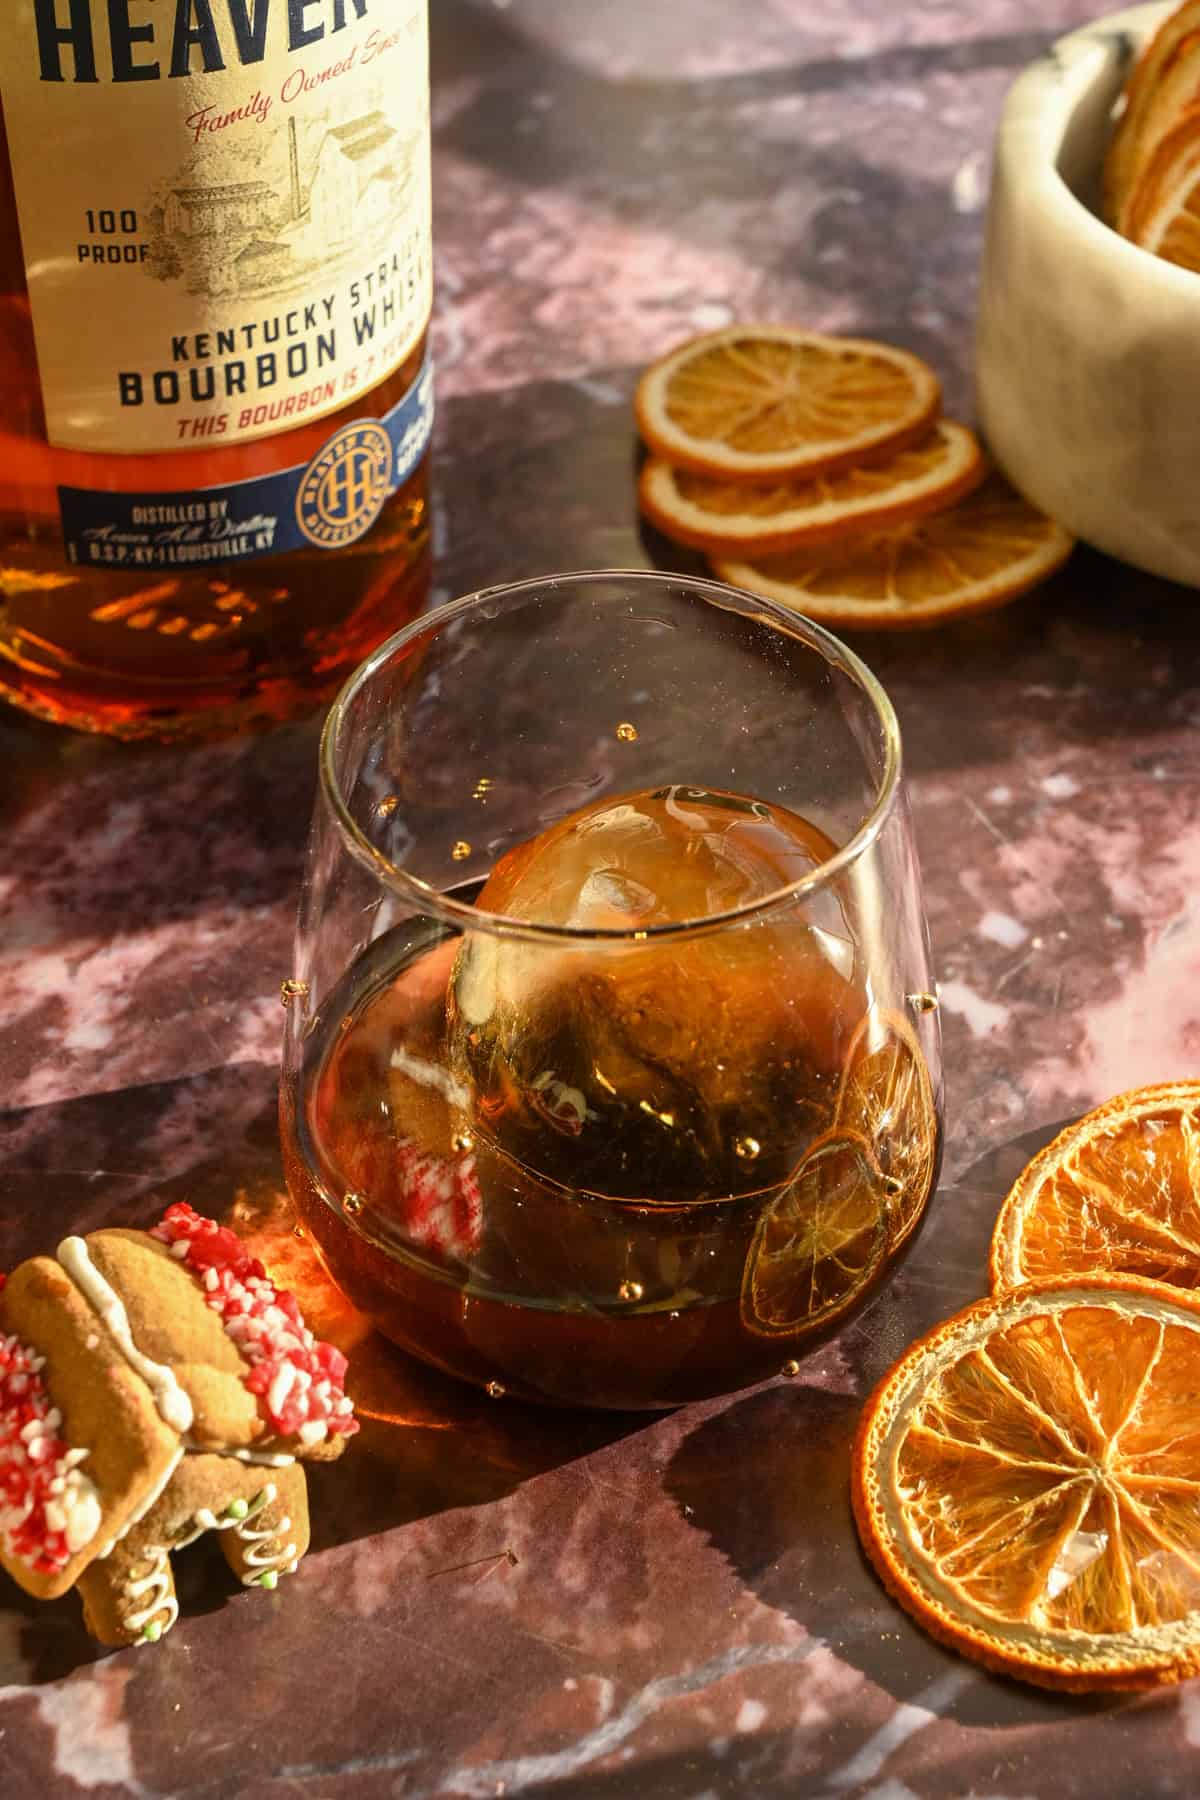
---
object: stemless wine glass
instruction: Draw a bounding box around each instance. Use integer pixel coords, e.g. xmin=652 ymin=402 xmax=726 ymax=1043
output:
xmin=280 ymin=570 xmax=943 ymax=1409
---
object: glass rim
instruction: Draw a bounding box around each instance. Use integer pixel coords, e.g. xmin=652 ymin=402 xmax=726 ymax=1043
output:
xmin=319 ymin=568 xmax=904 ymax=942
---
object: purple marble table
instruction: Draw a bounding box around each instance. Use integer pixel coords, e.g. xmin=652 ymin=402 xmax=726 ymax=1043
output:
xmin=4 ymin=1 xmax=1200 ymax=1792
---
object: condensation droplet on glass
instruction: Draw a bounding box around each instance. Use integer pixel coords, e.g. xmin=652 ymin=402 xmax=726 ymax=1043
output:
xmin=907 ymin=991 xmax=939 ymax=1014
xmin=343 ymin=1191 xmax=365 ymax=1217
xmin=376 ymin=795 xmax=399 ymax=818
xmin=618 ymin=1280 xmax=644 ymax=1302
xmin=452 ymin=1131 xmax=475 ymax=1153
xmin=615 ymin=722 xmax=638 ymax=742
xmin=486 ymin=1380 xmax=506 ymax=1399
xmin=451 ymin=840 xmax=471 ymax=862
xmin=735 ymin=1136 xmax=761 ymax=1161
xmin=473 ymin=777 xmax=493 ymax=801
xmin=280 ymin=978 xmax=309 ymax=1008
xmin=782 ymin=1360 xmax=801 ymax=1378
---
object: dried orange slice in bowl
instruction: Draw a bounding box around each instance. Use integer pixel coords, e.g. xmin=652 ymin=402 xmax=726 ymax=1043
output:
xmin=634 ymin=325 xmax=941 ymax=480
xmin=1127 ymin=103 xmax=1200 ymax=270
xmin=638 ymin=421 xmax=985 ymax=555
xmin=1114 ymin=26 xmax=1200 ymax=236
xmin=712 ymin=472 xmax=1074 ymax=629
xmin=1103 ymin=0 xmax=1200 ymax=225
xmin=852 ymin=1274 xmax=1200 ymax=1690
xmin=740 ymin=1134 xmax=888 ymax=1337
xmin=991 ymin=1082 xmax=1200 ymax=1292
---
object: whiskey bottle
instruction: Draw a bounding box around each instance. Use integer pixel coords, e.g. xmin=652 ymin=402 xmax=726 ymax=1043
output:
xmin=0 ymin=1 xmax=433 ymax=740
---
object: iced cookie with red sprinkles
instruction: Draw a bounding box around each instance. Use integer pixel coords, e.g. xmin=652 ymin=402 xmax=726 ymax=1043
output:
xmin=0 ymin=1204 xmax=356 ymax=1646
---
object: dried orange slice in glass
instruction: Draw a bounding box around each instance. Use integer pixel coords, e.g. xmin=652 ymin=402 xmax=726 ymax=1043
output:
xmin=741 ymin=1134 xmax=888 ymax=1337
xmin=835 ymin=1009 xmax=938 ymax=1250
xmin=712 ymin=473 xmax=1074 ymax=629
xmin=1103 ymin=0 xmax=1200 ymax=225
xmin=1126 ymin=103 xmax=1200 ymax=270
xmin=991 ymin=1082 xmax=1200 ymax=1292
xmin=637 ymin=421 xmax=985 ymax=556
xmin=634 ymin=326 xmax=941 ymax=480
xmin=853 ymin=1275 xmax=1200 ymax=1690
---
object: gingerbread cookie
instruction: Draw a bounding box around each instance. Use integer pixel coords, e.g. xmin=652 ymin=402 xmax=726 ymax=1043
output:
xmin=0 ymin=1204 xmax=356 ymax=1646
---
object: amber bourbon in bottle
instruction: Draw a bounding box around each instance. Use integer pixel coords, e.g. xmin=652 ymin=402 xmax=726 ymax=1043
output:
xmin=0 ymin=1 xmax=433 ymax=737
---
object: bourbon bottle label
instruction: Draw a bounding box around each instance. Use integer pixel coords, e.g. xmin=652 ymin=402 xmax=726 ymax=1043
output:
xmin=55 ymin=355 xmax=431 ymax=568
xmin=1 ymin=1 xmax=433 ymax=456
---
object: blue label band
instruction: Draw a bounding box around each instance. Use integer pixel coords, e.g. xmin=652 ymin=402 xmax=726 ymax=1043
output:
xmin=59 ymin=356 xmax=433 ymax=572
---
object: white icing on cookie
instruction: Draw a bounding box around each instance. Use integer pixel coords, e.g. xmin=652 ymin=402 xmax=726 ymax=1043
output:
xmin=122 ymin=1546 xmax=177 ymax=1639
xmin=234 ymin=1485 xmax=298 ymax=1584
xmin=170 ymin=1506 xmax=226 ymax=1552
xmin=57 ymin=1237 xmax=194 ymax=1435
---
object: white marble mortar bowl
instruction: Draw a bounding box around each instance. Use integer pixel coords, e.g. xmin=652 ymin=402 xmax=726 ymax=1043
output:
xmin=975 ymin=1 xmax=1200 ymax=587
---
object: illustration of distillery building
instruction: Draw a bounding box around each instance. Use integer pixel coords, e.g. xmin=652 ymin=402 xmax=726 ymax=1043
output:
xmin=306 ymin=112 xmax=414 ymax=244
xmin=163 ymin=180 xmax=277 ymax=238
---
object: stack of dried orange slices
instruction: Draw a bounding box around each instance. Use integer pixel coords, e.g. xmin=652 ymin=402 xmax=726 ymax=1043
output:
xmin=634 ymin=324 xmax=1074 ymax=629
xmin=853 ymin=1080 xmax=1200 ymax=1691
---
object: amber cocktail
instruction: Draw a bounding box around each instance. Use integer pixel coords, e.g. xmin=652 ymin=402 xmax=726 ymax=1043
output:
xmin=280 ymin=571 xmax=942 ymax=1408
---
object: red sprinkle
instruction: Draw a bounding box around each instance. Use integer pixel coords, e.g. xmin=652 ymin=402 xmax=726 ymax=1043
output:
xmin=150 ymin=1204 xmax=358 ymax=1446
xmin=0 ymin=1334 xmax=80 ymax=1575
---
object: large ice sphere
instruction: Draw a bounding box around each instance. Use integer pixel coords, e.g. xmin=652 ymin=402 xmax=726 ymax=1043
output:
xmin=448 ymin=786 xmax=866 ymax=1202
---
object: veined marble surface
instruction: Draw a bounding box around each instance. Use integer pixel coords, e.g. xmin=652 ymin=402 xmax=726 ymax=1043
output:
xmin=5 ymin=1 xmax=1200 ymax=1793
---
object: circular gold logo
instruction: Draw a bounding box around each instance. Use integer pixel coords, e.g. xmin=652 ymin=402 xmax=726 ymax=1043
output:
xmin=296 ymin=420 xmax=392 ymax=549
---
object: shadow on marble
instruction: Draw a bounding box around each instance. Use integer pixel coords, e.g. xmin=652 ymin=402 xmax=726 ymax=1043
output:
xmin=0 ymin=1586 xmax=109 ymax=1687
xmin=0 ymin=1531 xmax=257 ymax=1687
xmin=1052 ymin=542 xmax=1200 ymax=640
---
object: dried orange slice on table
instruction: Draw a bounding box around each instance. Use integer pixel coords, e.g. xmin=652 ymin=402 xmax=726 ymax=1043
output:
xmin=741 ymin=1135 xmax=888 ymax=1336
xmin=638 ymin=420 xmax=985 ymax=555
xmin=853 ymin=1274 xmax=1200 ymax=1690
xmin=712 ymin=472 xmax=1074 ymax=629
xmin=634 ymin=325 xmax=941 ymax=480
xmin=991 ymin=1081 xmax=1200 ymax=1292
